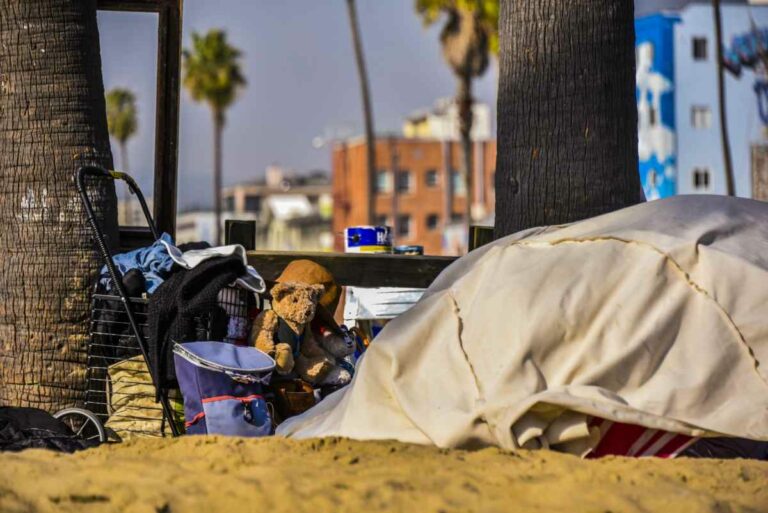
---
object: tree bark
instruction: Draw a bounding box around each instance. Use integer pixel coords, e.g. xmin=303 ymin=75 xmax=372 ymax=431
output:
xmin=213 ymin=109 xmax=223 ymax=245
xmin=457 ymin=72 xmax=474 ymax=229
xmin=0 ymin=0 xmax=118 ymax=410
xmin=494 ymin=0 xmax=641 ymax=238
xmin=345 ymin=0 xmax=377 ymax=225
xmin=713 ymin=0 xmax=735 ymax=196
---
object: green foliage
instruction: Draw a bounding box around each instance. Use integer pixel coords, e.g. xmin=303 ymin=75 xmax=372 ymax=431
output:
xmin=415 ymin=0 xmax=499 ymax=55
xmin=182 ymin=29 xmax=246 ymax=123
xmin=105 ymin=88 xmax=138 ymax=144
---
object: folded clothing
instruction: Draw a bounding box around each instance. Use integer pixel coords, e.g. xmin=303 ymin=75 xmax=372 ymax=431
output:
xmin=100 ymin=232 xmax=175 ymax=294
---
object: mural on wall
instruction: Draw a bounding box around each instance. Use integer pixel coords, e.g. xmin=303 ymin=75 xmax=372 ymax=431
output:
xmin=724 ymin=26 xmax=768 ymax=127
xmin=636 ymin=15 xmax=679 ymax=200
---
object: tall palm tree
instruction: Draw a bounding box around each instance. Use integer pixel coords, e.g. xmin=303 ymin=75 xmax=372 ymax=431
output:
xmin=712 ymin=0 xmax=735 ymax=196
xmin=0 ymin=0 xmax=118 ymax=410
xmin=416 ymin=0 xmax=498 ymax=231
xmin=182 ymin=30 xmax=246 ymax=245
xmin=106 ymin=87 xmax=138 ymax=223
xmin=345 ymin=0 xmax=377 ymax=225
xmin=494 ymin=0 xmax=641 ymax=237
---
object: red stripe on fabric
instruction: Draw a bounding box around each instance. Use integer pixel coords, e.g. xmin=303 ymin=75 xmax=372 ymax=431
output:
xmin=653 ymin=434 xmax=697 ymax=459
xmin=185 ymin=411 xmax=205 ymax=427
xmin=201 ymin=394 xmax=263 ymax=404
xmin=588 ymin=422 xmax=651 ymax=458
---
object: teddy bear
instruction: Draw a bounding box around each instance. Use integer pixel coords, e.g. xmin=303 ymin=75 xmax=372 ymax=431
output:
xmin=249 ymin=280 xmax=354 ymax=386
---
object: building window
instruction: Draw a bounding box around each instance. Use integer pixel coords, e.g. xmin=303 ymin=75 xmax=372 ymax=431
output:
xmin=396 ymin=170 xmax=412 ymax=193
xmin=692 ymin=37 xmax=707 ymax=61
xmin=244 ymin=195 xmax=261 ymax=213
xmin=397 ymin=214 xmax=411 ymax=238
xmin=691 ymin=105 xmax=712 ymax=129
xmin=425 ymin=169 xmax=439 ymax=187
xmin=451 ymin=170 xmax=466 ymax=196
xmin=426 ymin=213 xmax=439 ymax=230
xmin=375 ymin=170 xmax=391 ymax=193
xmin=374 ymin=214 xmax=389 ymax=227
xmin=224 ymin=195 xmax=235 ymax=212
xmin=692 ymin=168 xmax=711 ymax=190
xmin=450 ymin=213 xmax=463 ymax=224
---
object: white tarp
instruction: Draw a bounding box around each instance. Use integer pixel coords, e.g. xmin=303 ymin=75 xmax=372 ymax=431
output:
xmin=277 ymin=195 xmax=768 ymax=453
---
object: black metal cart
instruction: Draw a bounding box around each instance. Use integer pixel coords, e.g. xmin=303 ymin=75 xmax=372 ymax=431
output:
xmin=74 ymin=165 xmax=251 ymax=441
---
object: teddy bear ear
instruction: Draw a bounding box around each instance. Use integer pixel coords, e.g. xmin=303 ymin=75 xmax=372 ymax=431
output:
xmin=271 ymin=282 xmax=294 ymax=301
xmin=311 ymin=284 xmax=325 ymax=300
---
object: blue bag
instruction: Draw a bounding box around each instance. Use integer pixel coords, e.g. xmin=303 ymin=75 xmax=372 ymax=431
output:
xmin=173 ymin=342 xmax=275 ymax=436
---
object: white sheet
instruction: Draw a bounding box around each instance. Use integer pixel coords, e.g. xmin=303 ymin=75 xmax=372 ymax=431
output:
xmin=277 ymin=195 xmax=768 ymax=452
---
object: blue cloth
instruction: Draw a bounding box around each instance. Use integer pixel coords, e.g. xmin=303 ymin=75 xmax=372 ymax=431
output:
xmin=100 ymin=233 xmax=175 ymax=294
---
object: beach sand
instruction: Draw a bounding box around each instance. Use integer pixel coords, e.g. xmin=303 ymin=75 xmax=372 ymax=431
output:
xmin=0 ymin=436 xmax=766 ymax=513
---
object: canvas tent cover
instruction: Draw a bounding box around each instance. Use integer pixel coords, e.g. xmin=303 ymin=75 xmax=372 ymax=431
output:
xmin=277 ymin=196 xmax=768 ymax=453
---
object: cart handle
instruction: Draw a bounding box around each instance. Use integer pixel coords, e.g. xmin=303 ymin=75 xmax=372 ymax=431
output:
xmin=75 ymin=165 xmax=159 ymax=240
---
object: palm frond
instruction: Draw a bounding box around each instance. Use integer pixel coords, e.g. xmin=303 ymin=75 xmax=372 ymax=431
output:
xmin=182 ymin=29 xmax=246 ymax=120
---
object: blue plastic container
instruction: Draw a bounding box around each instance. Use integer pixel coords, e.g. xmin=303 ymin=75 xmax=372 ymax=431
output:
xmin=344 ymin=226 xmax=392 ymax=253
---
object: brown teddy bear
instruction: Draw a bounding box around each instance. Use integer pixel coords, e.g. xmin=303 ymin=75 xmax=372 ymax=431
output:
xmin=249 ymin=260 xmax=355 ymax=386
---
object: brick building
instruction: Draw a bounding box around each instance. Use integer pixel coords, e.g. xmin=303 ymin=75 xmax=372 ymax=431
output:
xmin=332 ymin=137 xmax=496 ymax=255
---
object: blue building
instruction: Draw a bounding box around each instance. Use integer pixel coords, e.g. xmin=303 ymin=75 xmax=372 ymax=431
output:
xmin=636 ymin=1 xmax=768 ymax=199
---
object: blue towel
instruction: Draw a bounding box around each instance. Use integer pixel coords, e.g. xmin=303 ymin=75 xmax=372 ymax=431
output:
xmin=100 ymin=233 xmax=175 ymax=294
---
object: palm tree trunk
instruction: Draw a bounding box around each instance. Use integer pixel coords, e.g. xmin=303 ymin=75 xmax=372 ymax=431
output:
xmin=713 ymin=0 xmax=735 ymax=196
xmin=213 ymin=109 xmax=223 ymax=245
xmin=457 ymin=72 xmax=474 ymax=232
xmin=495 ymin=0 xmax=641 ymax=238
xmin=0 ymin=0 xmax=118 ymax=410
xmin=120 ymin=140 xmax=131 ymax=224
xmin=345 ymin=0 xmax=377 ymax=224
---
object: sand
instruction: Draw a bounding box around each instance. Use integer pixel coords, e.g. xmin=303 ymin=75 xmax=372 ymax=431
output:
xmin=0 ymin=436 xmax=766 ymax=513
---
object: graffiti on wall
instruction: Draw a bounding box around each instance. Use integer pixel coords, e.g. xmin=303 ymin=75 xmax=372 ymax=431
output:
xmin=636 ymin=15 xmax=679 ymax=200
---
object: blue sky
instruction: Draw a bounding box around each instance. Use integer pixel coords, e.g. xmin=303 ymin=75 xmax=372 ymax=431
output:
xmin=96 ymin=0 xmax=738 ymax=210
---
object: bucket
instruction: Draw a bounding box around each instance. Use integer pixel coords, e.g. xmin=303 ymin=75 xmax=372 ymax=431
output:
xmin=173 ymin=342 xmax=275 ymax=436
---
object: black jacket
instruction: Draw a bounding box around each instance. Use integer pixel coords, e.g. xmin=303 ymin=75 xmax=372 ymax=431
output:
xmin=147 ymin=255 xmax=245 ymax=395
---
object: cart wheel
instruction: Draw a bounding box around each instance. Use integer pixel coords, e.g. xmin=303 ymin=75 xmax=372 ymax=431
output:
xmin=53 ymin=408 xmax=108 ymax=444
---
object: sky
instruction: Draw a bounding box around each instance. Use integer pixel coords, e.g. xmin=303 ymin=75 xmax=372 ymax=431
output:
xmin=96 ymin=0 xmax=741 ymax=210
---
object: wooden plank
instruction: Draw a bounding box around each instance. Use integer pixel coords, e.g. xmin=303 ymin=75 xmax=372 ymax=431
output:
xmin=118 ymin=226 xmax=155 ymax=252
xmin=247 ymin=251 xmax=457 ymax=289
xmin=152 ymin=0 xmax=182 ymax=237
xmin=97 ymin=0 xmax=168 ymax=12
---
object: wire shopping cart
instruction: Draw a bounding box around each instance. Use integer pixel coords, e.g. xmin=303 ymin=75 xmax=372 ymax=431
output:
xmin=75 ymin=165 xmax=252 ymax=440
